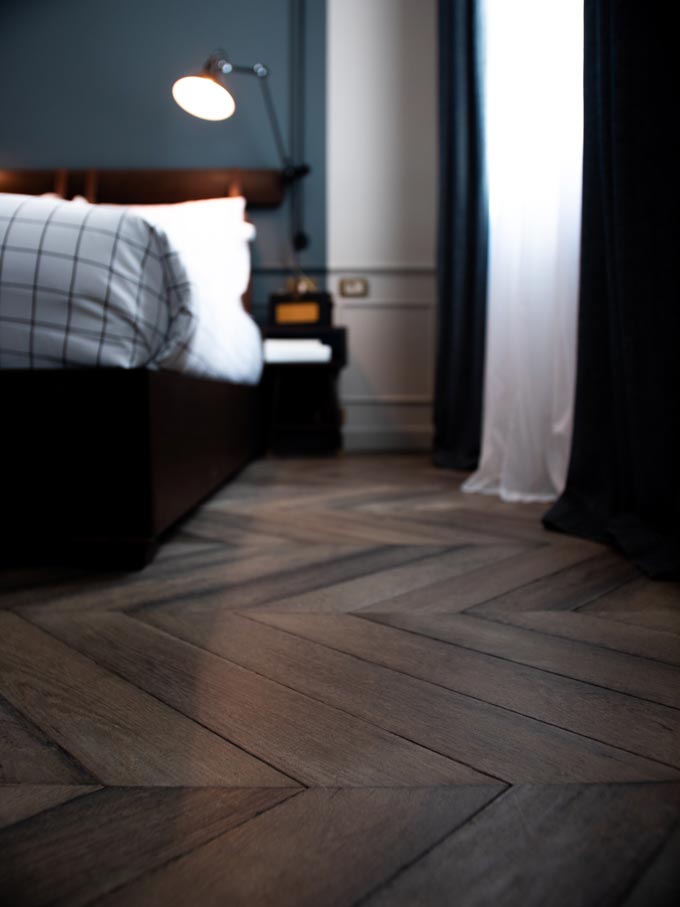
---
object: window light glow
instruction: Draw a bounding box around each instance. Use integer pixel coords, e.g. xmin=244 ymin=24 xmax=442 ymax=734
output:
xmin=463 ymin=0 xmax=584 ymax=501
xmin=484 ymin=0 xmax=583 ymax=226
xmin=172 ymin=75 xmax=235 ymax=121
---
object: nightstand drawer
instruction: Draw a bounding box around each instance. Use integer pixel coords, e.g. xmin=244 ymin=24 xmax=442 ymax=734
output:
xmin=262 ymin=327 xmax=348 ymax=455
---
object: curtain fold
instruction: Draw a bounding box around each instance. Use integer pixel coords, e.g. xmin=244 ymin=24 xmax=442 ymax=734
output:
xmin=544 ymin=1 xmax=680 ymax=578
xmin=433 ymin=0 xmax=487 ymax=471
xmin=464 ymin=0 xmax=583 ymax=502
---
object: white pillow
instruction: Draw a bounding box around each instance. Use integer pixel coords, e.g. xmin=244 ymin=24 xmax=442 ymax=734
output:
xmin=129 ymin=197 xmax=254 ymax=312
xmin=71 ymin=195 xmax=255 ymax=313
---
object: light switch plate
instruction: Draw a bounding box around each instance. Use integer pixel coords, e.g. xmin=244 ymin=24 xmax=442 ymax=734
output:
xmin=339 ymin=277 xmax=369 ymax=298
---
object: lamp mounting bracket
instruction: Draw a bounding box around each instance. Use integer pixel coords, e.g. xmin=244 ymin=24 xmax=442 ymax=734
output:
xmin=198 ymin=50 xmax=311 ymax=256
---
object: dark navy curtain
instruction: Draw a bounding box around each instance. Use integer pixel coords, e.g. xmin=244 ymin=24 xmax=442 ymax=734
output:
xmin=433 ymin=0 xmax=487 ymax=470
xmin=544 ymin=1 xmax=680 ymax=578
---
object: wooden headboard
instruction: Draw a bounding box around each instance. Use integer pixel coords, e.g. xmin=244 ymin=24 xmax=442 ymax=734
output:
xmin=0 ymin=168 xmax=285 ymax=207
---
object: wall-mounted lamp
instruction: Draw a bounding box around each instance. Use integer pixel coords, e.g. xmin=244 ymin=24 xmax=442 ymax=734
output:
xmin=172 ymin=51 xmax=311 ymax=252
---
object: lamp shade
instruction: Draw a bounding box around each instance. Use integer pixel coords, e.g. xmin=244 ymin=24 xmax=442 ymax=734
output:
xmin=172 ymin=74 xmax=236 ymax=121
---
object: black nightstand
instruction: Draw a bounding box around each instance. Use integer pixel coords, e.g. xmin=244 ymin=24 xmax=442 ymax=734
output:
xmin=263 ymin=326 xmax=347 ymax=455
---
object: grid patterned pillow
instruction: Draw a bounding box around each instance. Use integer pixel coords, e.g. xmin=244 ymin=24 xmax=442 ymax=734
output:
xmin=0 ymin=193 xmax=195 ymax=370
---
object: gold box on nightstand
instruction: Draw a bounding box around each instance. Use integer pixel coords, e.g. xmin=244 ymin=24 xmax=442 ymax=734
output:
xmin=268 ymin=291 xmax=333 ymax=327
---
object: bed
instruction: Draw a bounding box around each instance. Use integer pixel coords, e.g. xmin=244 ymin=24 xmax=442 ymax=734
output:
xmin=0 ymin=168 xmax=284 ymax=568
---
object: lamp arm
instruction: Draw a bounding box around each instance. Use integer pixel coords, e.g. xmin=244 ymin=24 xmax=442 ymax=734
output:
xmin=206 ymin=51 xmax=311 ymax=255
xmin=257 ymin=75 xmax=293 ymax=174
xmin=208 ymin=55 xmax=310 ymax=183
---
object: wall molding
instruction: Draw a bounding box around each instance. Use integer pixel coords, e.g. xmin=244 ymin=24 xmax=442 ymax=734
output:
xmin=328 ymin=265 xmax=436 ymax=274
xmin=338 ymin=300 xmax=435 ymax=310
xmin=343 ymin=394 xmax=432 ymax=405
xmin=254 ymin=265 xmax=436 ymax=275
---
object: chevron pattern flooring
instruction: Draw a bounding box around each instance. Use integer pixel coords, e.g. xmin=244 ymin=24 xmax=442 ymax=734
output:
xmin=1 ymin=454 xmax=679 ymax=906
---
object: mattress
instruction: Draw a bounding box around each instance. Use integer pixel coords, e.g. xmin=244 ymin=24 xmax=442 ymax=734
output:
xmin=0 ymin=192 xmax=263 ymax=384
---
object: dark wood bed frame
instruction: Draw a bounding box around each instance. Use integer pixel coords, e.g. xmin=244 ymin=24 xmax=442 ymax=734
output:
xmin=0 ymin=168 xmax=284 ymax=568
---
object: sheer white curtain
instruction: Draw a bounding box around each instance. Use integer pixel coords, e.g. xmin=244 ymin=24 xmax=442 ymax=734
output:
xmin=463 ymin=0 xmax=583 ymax=502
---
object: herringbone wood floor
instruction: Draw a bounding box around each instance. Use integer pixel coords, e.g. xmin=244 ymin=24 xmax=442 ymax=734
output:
xmin=1 ymin=454 xmax=679 ymax=906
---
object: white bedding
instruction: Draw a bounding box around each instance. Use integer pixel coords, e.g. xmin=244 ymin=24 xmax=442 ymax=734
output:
xmin=0 ymin=192 xmax=263 ymax=384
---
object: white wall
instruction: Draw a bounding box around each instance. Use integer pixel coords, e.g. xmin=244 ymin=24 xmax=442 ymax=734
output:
xmin=327 ymin=0 xmax=438 ymax=450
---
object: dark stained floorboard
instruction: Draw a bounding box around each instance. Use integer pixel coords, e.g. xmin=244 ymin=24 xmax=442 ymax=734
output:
xmin=363 ymin=783 xmax=680 ymax=907
xmin=246 ymin=612 xmax=680 ymax=768
xmin=96 ymin=788 xmax=504 ymax=907
xmin=0 ymin=784 xmax=100 ymax=830
xmin=364 ymin=610 xmax=680 ymax=708
xmin=32 ymin=611 xmax=481 ymax=786
xmin=0 ymin=696 xmax=95 ymax=785
xmin=0 ymin=787 xmax=295 ymax=906
xmin=1 ymin=454 xmax=679 ymax=905
xmin=0 ymin=613 xmax=289 ymax=787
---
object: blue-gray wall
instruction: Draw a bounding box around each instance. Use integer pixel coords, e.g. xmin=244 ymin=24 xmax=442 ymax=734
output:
xmin=0 ymin=0 xmax=326 ymax=316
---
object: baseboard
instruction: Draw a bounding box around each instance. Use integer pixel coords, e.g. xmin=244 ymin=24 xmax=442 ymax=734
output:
xmin=343 ymin=427 xmax=432 ymax=452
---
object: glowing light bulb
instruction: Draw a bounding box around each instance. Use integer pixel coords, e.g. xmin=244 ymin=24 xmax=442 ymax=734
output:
xmin=172 ymin=75 xmax=235 ymax=121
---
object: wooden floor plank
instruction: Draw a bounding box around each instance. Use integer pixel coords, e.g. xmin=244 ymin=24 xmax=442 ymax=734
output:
xmin=198 ymin=478 xmax=422 ymax=524
xmin=0 ymin=786 xmax=295 ymax=907
xmin=362 ymin=543 xmax=606 ymax=615
xmin=152 ymin=528 xmax=226 ymax=560
xmin=3 ymin=453 xmax=679 ymax=905
xmin=207 ymin=480 xmax=420 ymax=515
xmin=205 ymin=489 xmax=498 ymax=547
xmin=365 ymin=611 xmax=680 ymax=709
xmin=134 ymin=544 xmax=450 ymax=617
xmin=0 ymin=695 xmax=95 ymax=784
xmin=622 ymin=820 xmax=680 ymax=906
xmin=31 ymin=611 xmax=484 ymax=786
xmin=325 ymin=480 xmax=545 ymax=522
xmin=0 ymin=541 xmax=242 ymax=612
xmin=496 ymin=610 xmax=680 ymax=666
xmin=0 ymin=613 xmax=292 ymax=787
xmin=266 ymin=611 xmax=680 ymax=762
xmin=248 ymin=613 xmax=680 ymax=769
xmin=130 ymin=608 xmax=679 ymax=783
xmin=398 ymin=505 xmax=570 ymax=546
xmin=95 ymin=787 xmax=504 ymax=907
xmin=247 ymin=544 xmax=525 ymax=614
xmin=580 ymin=576 xmax=680 ymax=635
xmin=468 ymin=550 xmax=638 ymax=617
xmin=260 ymin=506 xmax=544 ymax=549
xmin=179 ymin=510 xmax=295 ymax=549
xmin=199 ymin=502 xmax=471 ymax=546
xmin=0 ymin=784 xmax=99 ymax=830
xmin=330 ymin=485 xmax=463 ymax=515
xmin=364 ymin=784 xmax=680 ymax=907
xmin=12 ymin=542 xmax=369 ymax=614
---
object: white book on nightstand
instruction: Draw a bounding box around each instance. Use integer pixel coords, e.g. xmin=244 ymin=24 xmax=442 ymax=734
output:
xmin=264 ymin=338 xmax=332 ymax=364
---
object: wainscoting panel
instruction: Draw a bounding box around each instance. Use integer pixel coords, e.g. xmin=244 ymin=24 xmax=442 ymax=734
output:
xmin=327 ymin=0 xmax=438 ymax=451
xmin=342 ymin=401 xmax=434 ymax=451
xmin=331 ymin=271 xmax=436 ymax=451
